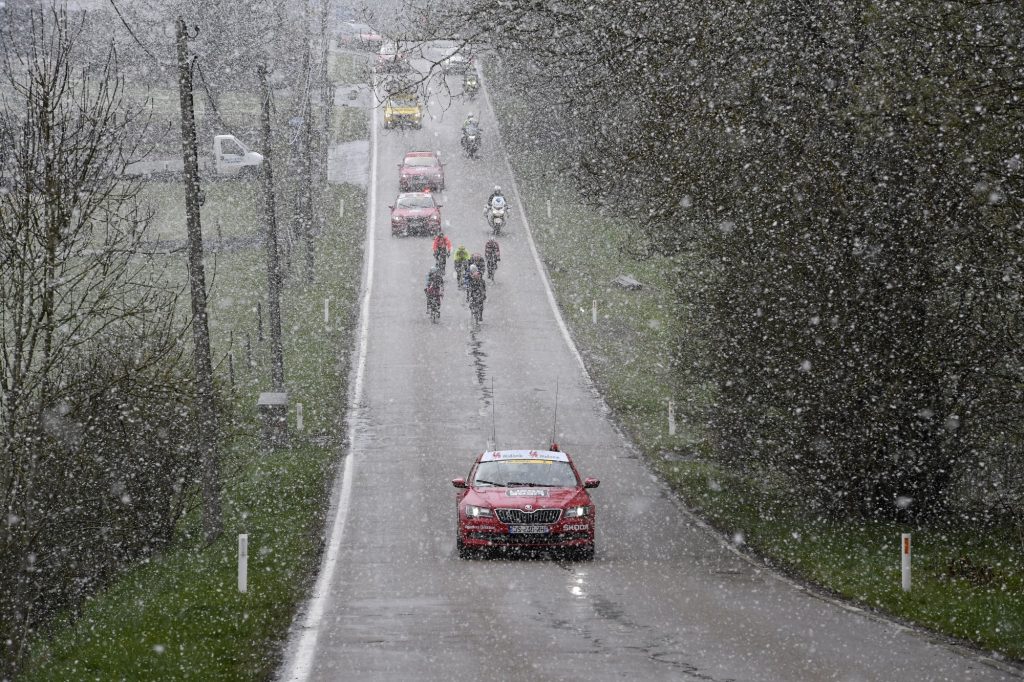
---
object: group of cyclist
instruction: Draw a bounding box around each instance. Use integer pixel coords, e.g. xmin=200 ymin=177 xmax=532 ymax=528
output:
xmin=421 ymin=108 xmax=510 ymax=324
xmin=425 ymin=227 xmax=501 ymax=324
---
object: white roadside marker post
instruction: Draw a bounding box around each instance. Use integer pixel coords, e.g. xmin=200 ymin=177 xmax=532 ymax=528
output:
xmin=238 ymin=534 xmax=249 ymax=594
xmin=339 ymin=198 xmax=345 ymax=219
xmin=546 ymin=199 xmax=552 ymax=219
xmin=324 ymin=298 xmax=330 ymax=325
xmin=592 ymin=300 xmax=598 ymax=325
xmin=668 ymin=400 xmax=677 ymax=436
xmin=901 ymin=533 xmax=911 ymax=592
xmin=296 ymin=403 xmax=304 ymax=432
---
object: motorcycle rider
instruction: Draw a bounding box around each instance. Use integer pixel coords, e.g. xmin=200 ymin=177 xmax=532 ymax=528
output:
xmin=484 ymin=238 xmax=500 ymax=280
xmin=462 ymin=115 xmax=482 ymax=155
xmin=486 ymin=185 xmax=504 ymax=208
xmin=467 ymin=265 xmax=486 ymax=322
xmin=463 ymin=73 xmax=479 ymax=96
xmin=432 ymin=231 xmax=452 ymax=273
xmin=453 ymin=244 xmax=471 ymax=287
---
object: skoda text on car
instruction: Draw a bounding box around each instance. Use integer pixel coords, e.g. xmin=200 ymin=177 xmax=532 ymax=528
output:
xmin=390 ymin=191 xmax=442 ymax=236
xmin=398 ymin=151 xmax=445 ymax=192
xmin=452 ymin=449 xmax=599 ymax=559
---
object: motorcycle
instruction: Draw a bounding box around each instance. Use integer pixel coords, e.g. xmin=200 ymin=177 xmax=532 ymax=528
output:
xmin=461 ymin=128 xmax=481 ymax=159
xmin=486 ymin=196 xmax=508 ymax=235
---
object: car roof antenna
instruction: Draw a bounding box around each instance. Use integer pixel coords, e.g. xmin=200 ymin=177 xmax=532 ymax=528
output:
xmin=488 ymin=377 xmax=497 ymax=451
xmin=550 ymin=378 xmax=559 ymax=451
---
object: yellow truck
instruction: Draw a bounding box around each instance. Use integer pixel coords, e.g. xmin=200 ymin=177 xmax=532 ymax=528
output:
xmin=383 ymin=93 xmax=423 ymax=129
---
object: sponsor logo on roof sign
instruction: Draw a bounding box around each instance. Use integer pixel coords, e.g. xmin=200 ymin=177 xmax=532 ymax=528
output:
xmin=482 ymin=449 xmax=569 ymax=462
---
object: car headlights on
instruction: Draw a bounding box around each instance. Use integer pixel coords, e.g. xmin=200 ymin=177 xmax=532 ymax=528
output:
xmin=564 ymin=505 xmax=590 ymax=518
xmin=465 ymin=505 xmax=492 ymax=518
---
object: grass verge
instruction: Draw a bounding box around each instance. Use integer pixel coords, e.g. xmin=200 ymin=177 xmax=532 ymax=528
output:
xmin=21 ymin=181 xmax=366 ymax=681
xmin=19 ymin=53 xmax=370 ymax=680
xmin=487 ymin=71 xmax=1024 ymax=662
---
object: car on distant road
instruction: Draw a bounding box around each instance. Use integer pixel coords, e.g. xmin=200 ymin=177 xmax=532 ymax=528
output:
xmin=398 ymin=151 xmax=445 ymax=192
xmin=389 ymin=191 xmax=442 ymax=236
xmin=383 ymin=92 xmax=423 ymax=129
xmin=337 ymin=22 xmax=383 ymax=51
xmin=452 ymin=448 xmax=599 ymax=560
xmin=376 ymin=42 xmax=411 ymax=74
xmin=441 ymin=49 xmax=473 ymax=75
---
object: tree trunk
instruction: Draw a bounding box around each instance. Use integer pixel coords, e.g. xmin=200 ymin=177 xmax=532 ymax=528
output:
xmin=176 ymin=16 xmax=221 ymax=542
xmin=258 ymin=64 xmax=286 ymax=393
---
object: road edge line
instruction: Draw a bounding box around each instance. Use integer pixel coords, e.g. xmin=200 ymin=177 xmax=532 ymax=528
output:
xmin=478 ymin=66 xmax=1024 ymax=680
xmin=282 ymin=104 xmax=379 ymax=682
xmin=478 ymin=73 xmax=594 ymax=388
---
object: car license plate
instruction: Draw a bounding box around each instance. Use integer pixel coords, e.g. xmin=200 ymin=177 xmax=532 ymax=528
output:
xmin=509 ymin=525 xmax=549 ymax=534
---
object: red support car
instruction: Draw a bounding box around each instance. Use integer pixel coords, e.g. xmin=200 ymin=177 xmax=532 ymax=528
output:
xmin=398 ymin=151 xmax=445 ymax=192
xmin=452 ymin=449 xmax=599 ymax=560
xmin=390 ymin=191 xmax=442 ymax=236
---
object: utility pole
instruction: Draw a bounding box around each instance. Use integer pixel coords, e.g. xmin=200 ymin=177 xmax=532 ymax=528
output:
xmin=298 ymin=2 xmax=316 ymax=284
xmin=258 ymin=63 xmax=286 ymax=392
xmin=302 ymin=89 xmax=315 ymax=282
xmin=176 ymin=16 xmax=220 ymax=542
xmin=318 ymin=0 xmax=332 ymax=187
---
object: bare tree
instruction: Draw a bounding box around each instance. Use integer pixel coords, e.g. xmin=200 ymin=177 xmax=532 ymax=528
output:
xmin=175 ymin=16 xmax=221 ymax=541
xmin=0 ymin=7 xmax=195 ymax=675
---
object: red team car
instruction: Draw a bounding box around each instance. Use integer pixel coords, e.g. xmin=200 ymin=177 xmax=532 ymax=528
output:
xmin=389 ymin=191 xmax=442 ymax=236
xmin=452 ymin=449 xmax=599 ymax=560
xmin=398 ymin=151 xmax=445 ymax=192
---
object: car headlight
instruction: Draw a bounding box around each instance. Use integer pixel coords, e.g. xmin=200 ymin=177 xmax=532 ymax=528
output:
xmin=564 ymin=505 xmax=590 ymax=518
xmin=465 ymin=505 xmax=492 ymax=518
xmin=391 ymin=215 xmax=402 ymax=222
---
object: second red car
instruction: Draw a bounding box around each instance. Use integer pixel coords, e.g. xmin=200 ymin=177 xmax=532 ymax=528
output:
xmin=390 ymin=191 xmax=442 ymax=236
xmin=398 ymin=151 xmax=445 ymax=192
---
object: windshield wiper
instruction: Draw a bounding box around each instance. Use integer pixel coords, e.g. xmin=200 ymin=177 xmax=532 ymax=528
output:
xmin=474 ymin=479 xmax=503 ymax=487
xmin=506 ymin=482 xmax=559 ymax=487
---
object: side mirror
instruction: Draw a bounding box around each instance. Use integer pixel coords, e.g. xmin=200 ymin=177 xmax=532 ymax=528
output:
xmin=583 ymin=478 xmax=600 ymax=489
xmin=452 ymin=477 xmax=467 ymax=488
xmin=388 ymin=205 xmax=395 ymax=210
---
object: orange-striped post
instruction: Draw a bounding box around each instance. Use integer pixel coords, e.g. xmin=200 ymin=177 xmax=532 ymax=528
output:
xmin=901 ymin=533 xmax=911 ymax=592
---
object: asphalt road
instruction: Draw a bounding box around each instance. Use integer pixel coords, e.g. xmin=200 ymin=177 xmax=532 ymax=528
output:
xmin=280 ymin=47 xmax=1021 ymax=682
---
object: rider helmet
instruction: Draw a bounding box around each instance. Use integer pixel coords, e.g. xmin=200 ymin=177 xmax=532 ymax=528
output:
xmin=469 ymin=264 xmax=478 ymax=273
xmin=493 ymin=185 xmax=501 ymax=192
xmin=430 ymin=266 xmax=438 ymax=275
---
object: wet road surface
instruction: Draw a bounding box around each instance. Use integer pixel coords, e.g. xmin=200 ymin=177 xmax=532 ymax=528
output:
xmin=280 ymin=46 xmax=1021 ymax=682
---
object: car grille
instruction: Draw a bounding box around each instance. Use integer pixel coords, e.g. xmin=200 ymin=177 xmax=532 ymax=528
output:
xmin=407 ymin=218 xmax=426 ymax=230
xmin=495 ymin=508 xmax=561 ymax=524
xmin=466 ymin=531 xmax=589 ymax=546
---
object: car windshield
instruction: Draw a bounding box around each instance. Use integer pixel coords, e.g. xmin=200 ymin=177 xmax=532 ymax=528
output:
xmin=391 ymin=96 xmax=417 ymax=107
xmin=397 ymin=195 xmax=434 ymax=209
xmin=472 ymin=460 xmax=578 ymax=488
xmin=344 ymin=23 xmax=372 ymax=33
xmin=404 ymin=156 xmax=437 ymax=167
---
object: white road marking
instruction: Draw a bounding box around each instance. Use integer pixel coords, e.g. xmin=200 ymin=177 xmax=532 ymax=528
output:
xmin=478 ymin=72 xmax=594 ymax=386
xmin=283 ymin=94 xmax=379 ymax=682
